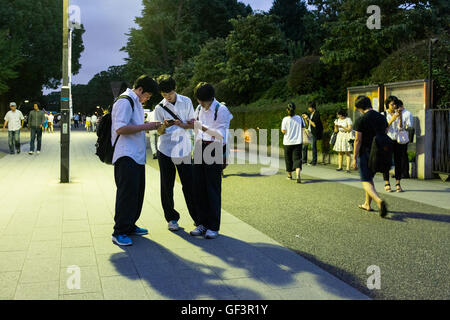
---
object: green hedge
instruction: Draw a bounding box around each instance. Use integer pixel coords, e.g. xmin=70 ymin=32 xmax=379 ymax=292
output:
xmin=229 ymin=95 xmax=346 ymax=154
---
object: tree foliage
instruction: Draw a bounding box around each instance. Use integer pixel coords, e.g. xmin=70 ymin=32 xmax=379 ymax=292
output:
xmin=0 ymin=0 xmax=85 ymax=102
xmin=222 ymin=14 xmax=290 ymax=103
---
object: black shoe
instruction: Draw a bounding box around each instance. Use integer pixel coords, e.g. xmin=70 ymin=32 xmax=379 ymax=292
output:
xmin=17 ymin=150 xmax=20 ymax=154
xmin=10 ymin=151 xmax=14 ymax=155
xmin=297 ymin=177 xmax=302 ymax=184
xmin=336 ymin=168 xmax=343 ymax=172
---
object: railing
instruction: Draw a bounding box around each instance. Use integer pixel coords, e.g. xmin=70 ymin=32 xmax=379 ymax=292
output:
xmin=432 ymin=109 xmax=450 ymax=174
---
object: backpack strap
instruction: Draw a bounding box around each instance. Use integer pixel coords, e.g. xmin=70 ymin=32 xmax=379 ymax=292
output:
xmin=116 ymin=95 xmax=135 ymax=111
xmin=160 ymin=103 xmax=181 ymax=121
xmin=196 ymin=103 xmax=220 ymax=121
xmin=111 ymin=95 xmax=135 ymax=149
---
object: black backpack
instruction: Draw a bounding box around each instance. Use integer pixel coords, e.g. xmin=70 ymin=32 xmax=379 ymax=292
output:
xmin=368 ymin=133 xmax=394 ymax=173
xmin=95 ymin=95 xmax=134 ymax=164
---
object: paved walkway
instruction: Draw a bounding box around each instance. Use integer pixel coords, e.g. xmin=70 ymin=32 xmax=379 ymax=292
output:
xmin=0 ymin=131 xmax=369 ymax=300
xmin=231 ymin=149 xmax=450 ymax=210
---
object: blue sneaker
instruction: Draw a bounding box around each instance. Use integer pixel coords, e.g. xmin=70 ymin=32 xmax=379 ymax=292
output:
xmin=130 ymin=226 xmax=148 ymax=236
xmin=112 ymin=234 xmax=133 ymax=246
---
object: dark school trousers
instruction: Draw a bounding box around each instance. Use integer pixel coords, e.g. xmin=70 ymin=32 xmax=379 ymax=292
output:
xmin=383 ymin=141 xmax=408 ymax=181
xmin=113 ymin=156 xmax=145 ymax=236
xmin=284 ymin=144 xmax=303 ymax=172
xmin=157 ymin=151 xmax=199 ymax=225
xmin=30 ymin=127 xmax=42 ymax=152
xmin=193 ymin=141 xmax=224 ymax=232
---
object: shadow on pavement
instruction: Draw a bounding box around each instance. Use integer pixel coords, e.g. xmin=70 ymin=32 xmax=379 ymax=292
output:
xmin=111 ymin=231 xmax=367 ymax=300
xmin=386 ymin=210 xmax=450 ymax=223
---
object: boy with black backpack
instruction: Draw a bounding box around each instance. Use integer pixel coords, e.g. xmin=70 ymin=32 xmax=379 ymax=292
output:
xmin=110 ymin=75 xmax=161 ymax=246
xmin=352 ymin=96 xmax=389 ymax=218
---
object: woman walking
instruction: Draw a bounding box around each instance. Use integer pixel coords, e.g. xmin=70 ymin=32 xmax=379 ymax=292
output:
xmin=281 ymin=102 xmax=305 ymax=183
xmin=333 ymin=109 xmax=353 ymax=172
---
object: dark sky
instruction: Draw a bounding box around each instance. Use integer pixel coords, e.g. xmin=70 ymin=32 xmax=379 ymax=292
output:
xmin=45 ymin=0 xmax=272 ymax=94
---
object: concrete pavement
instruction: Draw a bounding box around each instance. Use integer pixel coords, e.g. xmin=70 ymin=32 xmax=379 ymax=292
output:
xmin=0 ymin=130 xmax=369 ymax=300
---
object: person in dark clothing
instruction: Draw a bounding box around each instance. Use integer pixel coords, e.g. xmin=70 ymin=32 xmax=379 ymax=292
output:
xmin=352 ymin=96 xmax=388 ymax=218
xmin=28 ymin=103 xmax=46 ymax=155
xmin=301 ymin=101 xmax=323 ymax=165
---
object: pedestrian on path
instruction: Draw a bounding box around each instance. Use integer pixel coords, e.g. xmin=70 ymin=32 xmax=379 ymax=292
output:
xmin=28 ymin=103 xmax=45 ymax=155
xmin=2 ymin=102 xmax=25 ymax=154
xmin=47 ymin=113 xmax=54 ymax=133
xmin=91 ymin=113 xmax=98 ymax=132
xmin=111 ymin=75 xmax=161 ymax=247
xmin=281 ymin=102 xmax=305 ymax=183
xmin=301 ymin=101 xmax=323 ymax=166
xmin=382 ymin=98 xmax=413 ymax=193
xmin=43 ymin=114 xmax=49 ymax=133
xmin=154 ymin=75 xmax=199 ymax=232
xmin=333 ymin=109 xmax=354 ymax=173
xmin=85 ymin=115 xmax=91 ymax=132
xmin=352 ymin=96 xmax=388 ymax=217
xmin=190 ymin=83 xmax=233 ymax=239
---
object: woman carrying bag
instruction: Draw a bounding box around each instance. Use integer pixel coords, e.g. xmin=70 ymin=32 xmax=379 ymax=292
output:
xmin=281 ymin=103 xmax=305 ymax=184
xmin=333 ymin=109 xmax=354 ymax=173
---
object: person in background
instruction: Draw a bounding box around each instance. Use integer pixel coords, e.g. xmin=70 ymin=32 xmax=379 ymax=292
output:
xmin=281 ymin=102 xmax=305 ymax=183
xmin=43 ymin=114 xmax=49 ymax=133
xmin=2 ymin=102 xmax=25 ymax=154
xmin=85 ymin=115 xmax=91 ymax=132
xmin=47 ymin=113 xmax=54 ymax=133
xmin=190 ymin=83 xmax=232 ymax=239
xmin=28 ymin=102 xmax=45 ymax=155
xmin=352 ymin=96 xmax=388 ymax=218
xmin=74 ymin=113 xmax=80 ymax=128
xmin=91 ymin=113 xmax=98 ymax=132
xmin=301 ymin=101 xmax=323 ymax=166
xmin=383 ymin=98 xmax=413 ymax=193
xmin=148 ymin=106 xmax=159 ymax=159
xmin=333 ymin=109 xmax=353 ymax=173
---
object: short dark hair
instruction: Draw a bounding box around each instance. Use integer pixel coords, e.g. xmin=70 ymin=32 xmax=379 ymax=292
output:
xmin=337 ymin=109 xmax=348 ymax=117
xmin=133 ymin=75 xmax=159 ymax=95
xmin=385 ymin=95 xmax=398 ymax=109
xmin=157 ymin=74 xmax=176 ymax=93
xmin=355 ymin=96 xmax=372 ymax=110
xmin=308 ymin=101 xmax=316 ymax=109
xmin=195 ymin=82 xmax=215 ymax=102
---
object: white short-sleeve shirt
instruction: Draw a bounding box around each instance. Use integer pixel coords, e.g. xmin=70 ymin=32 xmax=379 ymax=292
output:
xmin=282 ymin=115 xmax=305 ymax=146
xmin=385 ymin=109 xmax=413 ymax=141
xmin=111 ymin=89 xmax=146 ymax=165
xmin=334 ymin=117 xmax=352 ymax=132
xmin=154 ymin=94 xmax=195 ymax=158
xmin=195 ymin=99 xmax=233 ymax=146
xmin=4 ymin=110 xmax=24 ymax=131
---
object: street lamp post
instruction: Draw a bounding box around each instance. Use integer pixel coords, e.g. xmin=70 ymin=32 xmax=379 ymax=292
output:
xmin=61 ymin=0 xmax=70 ymax=183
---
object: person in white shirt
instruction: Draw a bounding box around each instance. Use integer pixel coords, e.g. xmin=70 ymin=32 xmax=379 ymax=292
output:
xmin=281 ymin=102 xmax=305 ymax=183
xmin=110 ymin=75 xmax=161 ymax=247
xmin=147 ymin=108 xmax=158 ymax=159
xmin=91 ymin=114 xmax=98 ymax=132
xmin=189 ymin=83 xmax=232 ymax=240
xmin=47 ymin=113 xmax=54 ymax=133
xmin=154 ymin=75 xmax=198 ymax=232
xmin=333 ymin=109 xmax=354 ymax=173
xmin=2 ymin=102 xmax=25 ymax=154
xmin=382 ymin=97 xmax=413 ymax=193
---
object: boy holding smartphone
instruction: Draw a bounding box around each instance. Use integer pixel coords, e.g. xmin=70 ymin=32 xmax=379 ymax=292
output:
xmin=154 ymin=75 xmax=199 ymax=231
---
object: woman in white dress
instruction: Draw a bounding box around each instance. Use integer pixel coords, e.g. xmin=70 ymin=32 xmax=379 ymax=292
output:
xmin=333 ymin=109 xmax=353 ymax=173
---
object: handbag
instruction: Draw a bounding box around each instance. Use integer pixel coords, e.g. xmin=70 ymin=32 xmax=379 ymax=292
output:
xmin=397 ymin=129 xmax=409 ymax=144
xmin=303 ymin=128 xmax=310 ymax=145
xmin=330 ymin=132 xmax=337 ymax=146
